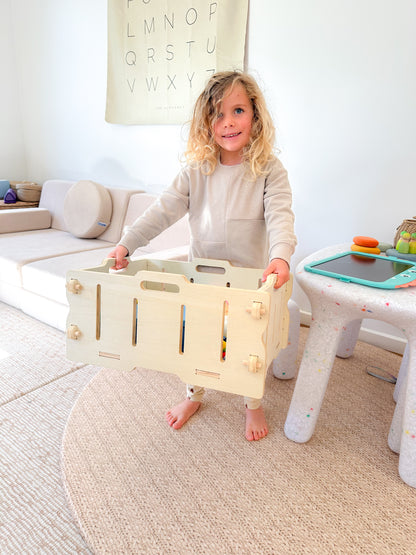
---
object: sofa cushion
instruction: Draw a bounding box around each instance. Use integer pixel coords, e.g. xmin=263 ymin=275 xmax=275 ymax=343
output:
xmin=0 ymin=228 xmax=113 ymax=286
xmin=21 ymin=247 xmax=114 ymax=305
xmin=19 ymin=245 xmax=188 ymax=330
xmin=64 ymin=181 xmax=113 ymax=238
xmin=98 ymin=187 xmax=143 ymax=244
xmin=39 ymin=180 xmax=75 ymax=230
xmin=21 ymin=245 xmax=189 ymax=307
xmin=0 ymin=208 xmax=51 ymax=233
xmin=123 ymin=193 xmax=190 ymax=254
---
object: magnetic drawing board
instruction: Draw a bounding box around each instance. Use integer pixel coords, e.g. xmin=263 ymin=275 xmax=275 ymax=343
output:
xmin=304 ymin=251 xmax=416 ymax=289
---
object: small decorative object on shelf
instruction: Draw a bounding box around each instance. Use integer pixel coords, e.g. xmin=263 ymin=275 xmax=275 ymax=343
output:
xmin=11 ymin=181 xmax=42 ymax=203
xmin=4 ymin=188 xmax=17 ymax=204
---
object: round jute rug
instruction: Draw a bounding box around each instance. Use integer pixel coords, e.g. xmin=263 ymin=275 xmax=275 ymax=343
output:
xmin=62 ymin=329 xmax=416 ymax=554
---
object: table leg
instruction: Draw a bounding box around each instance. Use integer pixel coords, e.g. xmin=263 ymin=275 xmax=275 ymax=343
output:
xmin=389 ymin=339 xmax=416 ymax=487
xmin=284 ymin=312 xmax=347 ymax=443
xmin=393 ymin=342 xmax=409 ymax=403
xmin=388 ymin=369 xmax=406 ymax=454
xmin=336 ymin=319 xmax=362 ymax=359
xmin=272 ymin=299 xmax=300 ymax=380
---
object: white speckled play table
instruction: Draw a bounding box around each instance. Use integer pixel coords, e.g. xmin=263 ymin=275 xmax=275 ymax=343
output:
xmin=284 ymin=244 xmax=416 ymax=488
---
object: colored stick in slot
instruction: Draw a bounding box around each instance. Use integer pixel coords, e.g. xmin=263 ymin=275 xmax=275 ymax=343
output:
xmin=221 ymin=300 xmax=229 ymax=361
xmin=179 ymin=304 xmax=186 ymax=354
xmin=132 ymin=298 xmax=138 ymax=346
xmin=96 ymin=284 xmax=101 ymax=340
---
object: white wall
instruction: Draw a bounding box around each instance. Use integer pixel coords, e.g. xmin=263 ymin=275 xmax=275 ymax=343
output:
xmin=10 ymin=0 xmax=184 ymax=190
xmin=0 ymin=0 xmax=26 ymax=179
xmin=6 ymin=0 xmax=416 ymax=349
xmin=247 ymin=0 xmax=416 ymax=349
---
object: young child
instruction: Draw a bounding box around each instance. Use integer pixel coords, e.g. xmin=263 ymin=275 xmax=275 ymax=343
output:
xmin=109 ymin=71 xmax=297 ymax=441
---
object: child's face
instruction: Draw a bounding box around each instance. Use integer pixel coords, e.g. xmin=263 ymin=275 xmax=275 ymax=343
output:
xmin=213 ymin=82 xmax=254 ymax=165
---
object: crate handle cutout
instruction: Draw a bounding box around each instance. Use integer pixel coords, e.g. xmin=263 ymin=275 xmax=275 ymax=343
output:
xmin=140 ymin=280 xmax=180 ymax=293
xmin=195 ymin=264 xmax=226 ymax=274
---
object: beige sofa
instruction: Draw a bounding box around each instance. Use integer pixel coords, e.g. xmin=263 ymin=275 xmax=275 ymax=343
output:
xmin=0 ymin=179 xmax=190 ymax=331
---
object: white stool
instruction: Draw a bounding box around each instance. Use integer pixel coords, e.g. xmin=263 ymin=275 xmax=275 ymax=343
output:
xmin=284 ymin=245 xmax=416 ymax=488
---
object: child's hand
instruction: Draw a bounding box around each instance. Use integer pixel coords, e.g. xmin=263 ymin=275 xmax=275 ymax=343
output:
xmin=262 ymin=258 xmax=290 ymax=289
xmin=107 ymin=245 xmax=129 ymax=270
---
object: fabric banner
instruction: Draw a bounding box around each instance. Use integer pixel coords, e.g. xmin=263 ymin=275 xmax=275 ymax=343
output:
xmin=106 ymin=0 xmax=248 ymax=125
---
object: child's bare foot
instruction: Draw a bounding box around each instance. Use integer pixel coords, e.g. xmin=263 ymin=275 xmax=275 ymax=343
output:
xmin=245 ymin=406 xmax=268 ymax=441
xmin=166 ymin=398 xmax=201 ymax=430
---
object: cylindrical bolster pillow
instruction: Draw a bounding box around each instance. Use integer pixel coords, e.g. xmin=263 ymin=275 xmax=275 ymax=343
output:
xmin=64 ymin=180 xmax=113 ymax=238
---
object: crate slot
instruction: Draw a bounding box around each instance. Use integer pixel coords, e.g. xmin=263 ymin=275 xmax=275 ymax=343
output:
xmin=99 ymin=351 xmax=121 ymax=360
xmin=96 ymin=284 xmax=101 ymax=340
xmin=179 ymin=305 xmax=186 ymax=354
xmin=195 ymin=369 xmax=220 ymax=379
xmin=221 ymin=300 xmax=228 ymax=361
xmin=132 ymin=298 xmax=138 ymax=346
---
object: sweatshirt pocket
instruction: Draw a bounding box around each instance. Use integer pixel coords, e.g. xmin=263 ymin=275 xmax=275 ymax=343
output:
xmin=226 ymin=219 xmax=268 ymax=268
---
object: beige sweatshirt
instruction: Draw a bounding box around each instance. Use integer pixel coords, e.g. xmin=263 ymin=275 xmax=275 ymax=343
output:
xmin=119 ymin=158 xmax=297 ymax=269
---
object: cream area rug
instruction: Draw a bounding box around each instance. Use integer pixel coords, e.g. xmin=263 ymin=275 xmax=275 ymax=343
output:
xmin=0 ymin=302 xmax=96 ymax=554
xmin=62 ymin=328 xmax=416 ymax=555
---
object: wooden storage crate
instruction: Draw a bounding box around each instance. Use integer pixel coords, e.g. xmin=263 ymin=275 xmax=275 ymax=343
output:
xmin=66 ymin=258 xmax=292 ymax=399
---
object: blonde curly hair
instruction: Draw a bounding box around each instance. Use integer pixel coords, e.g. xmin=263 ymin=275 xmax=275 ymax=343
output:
xmin=185 ymin=71 xmax=276 ymax=177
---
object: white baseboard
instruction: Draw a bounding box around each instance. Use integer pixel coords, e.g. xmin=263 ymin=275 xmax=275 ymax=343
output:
xmin=300 ymin=311 xmax=406 ymax=356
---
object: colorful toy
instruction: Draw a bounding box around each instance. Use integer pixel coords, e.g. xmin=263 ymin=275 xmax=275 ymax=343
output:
xmin=377 ymin=242 xmax=393 ymax=253
xmin=408 ymin=233 xmax=416 ymax=255
xmin=351 ymin=235 xmax=381 ymax=255
xmin=396 ymin=231 xmax=411 ymax=254
xmin=350 ymin=244 xmax=381 ymax=254
xmin=66 ymin=258 xmax=292 ymax=399
xmin=352 ymin=236 xmax=379 ymax=248
xmin=4 ymin=188 xmax=17 ymax=204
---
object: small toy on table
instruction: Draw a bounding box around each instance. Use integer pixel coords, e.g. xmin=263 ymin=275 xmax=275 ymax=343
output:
xmin=396 ymin=231 xmax=411 ymax=254
xmin=386 ymin=227 xmax=416 ymax=261
xmin=410 ymin=233 xmax=416 ymax=255
xmin=351 ymin=236 xmax=380 ymax=255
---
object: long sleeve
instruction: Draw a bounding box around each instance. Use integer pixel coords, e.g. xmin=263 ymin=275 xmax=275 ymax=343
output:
xmin=118 ymin=169 xmax=190 ymax=255
xmin=263 ymin=159 xmax=297 ymax=265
